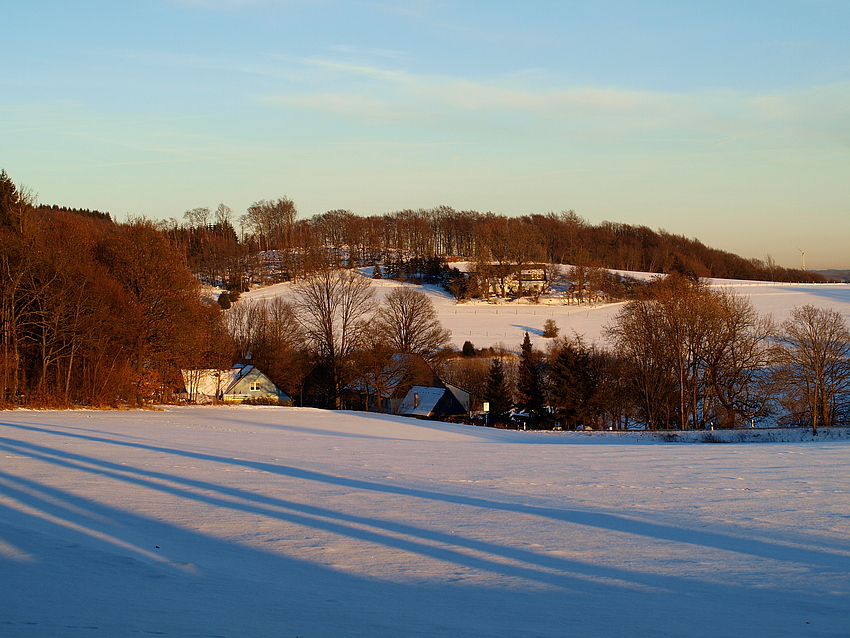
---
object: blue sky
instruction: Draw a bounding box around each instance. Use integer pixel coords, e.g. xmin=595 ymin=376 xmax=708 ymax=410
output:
xmin=2 ymin=0 xmax=848 ymax=269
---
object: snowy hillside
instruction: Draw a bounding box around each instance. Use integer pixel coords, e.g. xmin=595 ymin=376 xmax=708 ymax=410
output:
xmin=240 ymin=270 xmax=850 ymax=349
xmin=1 ymin=407 xmax=848 ymax=637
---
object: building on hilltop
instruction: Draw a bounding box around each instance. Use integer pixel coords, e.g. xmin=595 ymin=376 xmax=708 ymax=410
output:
xmin=474 ymin=264 xmax=549 ymax=299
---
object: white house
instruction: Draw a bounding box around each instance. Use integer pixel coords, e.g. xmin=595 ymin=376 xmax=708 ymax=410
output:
xmin=181 ymin=364 xmax=289 ymax=404
xmin=478 ymin=264 xmax=548 ymax=298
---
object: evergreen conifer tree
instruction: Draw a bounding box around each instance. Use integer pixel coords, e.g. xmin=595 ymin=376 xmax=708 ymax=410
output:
xmin=550 ymin=342 xmax=598 ymax=429
xmin=516 ymin=332 xmax=546 ymax=423
xmin=483 ymin=358 xmax=512 ymax=424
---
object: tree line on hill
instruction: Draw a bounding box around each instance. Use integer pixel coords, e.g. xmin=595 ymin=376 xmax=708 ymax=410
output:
xmin=158 ymin=198 xmax=824 ymax=294
xmin=2 ymin=169 xmax=845 ymax=428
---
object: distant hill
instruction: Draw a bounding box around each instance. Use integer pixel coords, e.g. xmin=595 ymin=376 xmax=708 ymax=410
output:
xmin=814 ymin=270 xmax=850 ymax=282
xmin=0 ymin=168 xmax=824 ymax=285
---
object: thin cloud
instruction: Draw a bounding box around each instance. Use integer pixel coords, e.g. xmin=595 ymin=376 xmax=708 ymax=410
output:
xmin=261 ymin=57 xmax=850 ymax=146
xmin=715 ymin=136 xmax=744 ymax=146
xmin=328 ymin=44 xmax=409 ymax=61
xmin=305 ymin=58 xmax=412 ymax=83
xmin=118 ymin=49 xmax=307 ymax=82
xmin=261 ymin=92 xmax=394 ymax=114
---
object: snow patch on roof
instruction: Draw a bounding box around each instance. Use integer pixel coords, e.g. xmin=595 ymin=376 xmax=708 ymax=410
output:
xmin=182 ymin=365 xmax=254 ymax=397
xmin=398 ymin=386 xmax=446 ymax=417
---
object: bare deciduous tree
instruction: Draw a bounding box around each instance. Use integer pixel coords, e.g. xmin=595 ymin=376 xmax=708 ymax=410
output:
xmin=184 ymin=207 xmax=211 ymax=229
xmin=242 ymin=197 xmax=297 ymax=254
xmin=374 ymin=287 xmax=450 ymax=361
xmin=214 ymin=203 xmax=233 ymax=228
xmin=605 ymin=278 xmax=773 ymax=429
xmin=225 ymin=296 xmax=307 ymax=403
xmin=293 ymin=268 xmax=376 ymax=407
xmin=605 ymin=296 xmax=677 ymax=428
xmin=776 ymin=305 xmax=850 ymax=433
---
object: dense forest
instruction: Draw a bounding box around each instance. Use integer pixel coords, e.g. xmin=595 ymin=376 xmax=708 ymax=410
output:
xmin=1 ymin=171 xmax=228 ymax=406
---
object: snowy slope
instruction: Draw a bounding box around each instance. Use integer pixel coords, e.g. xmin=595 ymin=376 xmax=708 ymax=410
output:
xmin=241 ymin=271 xmax=850 ymax=350
xmin=1 ymin=407 xmax=848 ymax=637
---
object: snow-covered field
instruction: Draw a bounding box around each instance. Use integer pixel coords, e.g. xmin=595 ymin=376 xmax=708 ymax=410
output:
xmin=240 ymin=272 xmax=850 ymax=350
xmin=1 ymin=407 xmax=848 ymax=637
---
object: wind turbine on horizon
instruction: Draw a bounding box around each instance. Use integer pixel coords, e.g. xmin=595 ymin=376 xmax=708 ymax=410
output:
xmin=796 ymin=247 xmax=807 ymax=271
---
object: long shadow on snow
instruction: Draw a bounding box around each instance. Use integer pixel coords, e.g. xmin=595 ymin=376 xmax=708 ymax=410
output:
xmin=772 ymin=285 xmax=850 ymax=308
xmin=0 ymin=473 xmax=597 ymax=638
xmin=195 ymin=408 xmax=517 ymax=442
xmin=511 ymin=324 xmax=543 ymax=336
xmin=2 ymin=423 xmax=847 ymax=575
xmin=0 ymin=461 xmax=682 ymax=598
xmin=3 ymin=443 xmax=843 ymax=637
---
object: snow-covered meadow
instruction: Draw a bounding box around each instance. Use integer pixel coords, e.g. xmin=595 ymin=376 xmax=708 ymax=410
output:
xmin=240 ymin=271 xmax=850 ymax=350
xmin=1 ymin=407 xmax=848 ymax=637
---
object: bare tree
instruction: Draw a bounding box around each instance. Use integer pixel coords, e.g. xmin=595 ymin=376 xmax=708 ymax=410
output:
xmin=374 ymin=287 xmax=450 ymax=361
xmin=776 ymin=305 xmax=850 ymax=433
xmin=293 ymin=268 xmax=376 ymax=407
xmin=605 ymin=297 xmax=677 ymax=428
xmin=214 ymin=203 xmax=233 ymax=228
xmin=184 ymin=207 xmax=211 ymax=229
xmin=696 ymin=293 xmax=775 ymax=427
xmin=242 ymin=197 xmax=297 ymax=253
xmin=605 ymin=278 xmax=773 ymax=429
xmin=764 ymin=254 xmax=778 ymax=282
xmin=225 ymin=296 xmax=307 ymax=402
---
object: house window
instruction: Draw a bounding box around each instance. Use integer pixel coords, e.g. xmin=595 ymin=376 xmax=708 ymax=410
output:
xmin=249 ymin=382 xmax=261 ymax=392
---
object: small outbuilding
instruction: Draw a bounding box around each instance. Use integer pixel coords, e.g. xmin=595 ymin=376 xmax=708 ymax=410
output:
xmin=345 ymin=353 xmax=473 ymax=418
xmin=398 ymin=382 xmax=471 ymax=419
xmin=181 ymin=364 xmax=289 ymax=404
